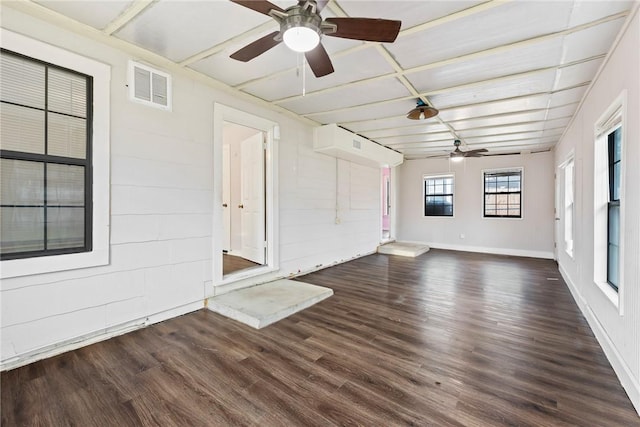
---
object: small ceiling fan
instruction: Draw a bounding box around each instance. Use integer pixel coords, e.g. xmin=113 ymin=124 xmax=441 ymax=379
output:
xmin=229 ymin=0 xmax=402 ymax=77
xmin=450 ymin=139 xmax=487 ymax=162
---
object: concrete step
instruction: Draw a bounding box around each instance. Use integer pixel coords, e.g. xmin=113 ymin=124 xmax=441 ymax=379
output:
xmin=378 ymin=241 xmax=430 ymax=257
xmin=207 ymin=279 xmax=333 ymax=329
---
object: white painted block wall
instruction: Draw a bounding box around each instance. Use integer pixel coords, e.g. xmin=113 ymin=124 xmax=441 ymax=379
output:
xmin=396 ymin=151 xmax=555 ymax=258
xmin=0 ymin=8 xmax=381 ymax=369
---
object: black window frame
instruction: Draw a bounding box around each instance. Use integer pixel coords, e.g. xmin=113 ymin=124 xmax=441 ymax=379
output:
xmin=0 ymin=49 xmax=93 ymax=261
xmin=606 ymin=126 xmax=621 ymax=291
xmin=483 ymin=169 xmax=522 ymax=218
xmin=424 ymin=175 xmax=454 ymax=217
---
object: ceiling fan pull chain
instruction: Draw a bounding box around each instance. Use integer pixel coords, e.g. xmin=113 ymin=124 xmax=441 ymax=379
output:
xmin=302 ymin=54 xmax=306 ymax=97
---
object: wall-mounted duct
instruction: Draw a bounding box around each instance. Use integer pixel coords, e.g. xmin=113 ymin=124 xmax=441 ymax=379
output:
xmin=313 ymin=124 xmax=403 ymax=168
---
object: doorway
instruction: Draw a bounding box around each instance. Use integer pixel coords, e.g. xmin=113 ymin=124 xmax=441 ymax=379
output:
xmin=213 ymin=103 xmax=279 ymax=286
xmin=222 ymin=122 xmax=265 ymax=276
xmin=381 ymin=166 xmax=392 ymax=242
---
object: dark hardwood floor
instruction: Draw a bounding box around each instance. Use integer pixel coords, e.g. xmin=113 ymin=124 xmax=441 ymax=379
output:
xmin=2 ymin=249 xmax=639 ymax=426
xmin=223 ymin=253 xmax=261 ymax=276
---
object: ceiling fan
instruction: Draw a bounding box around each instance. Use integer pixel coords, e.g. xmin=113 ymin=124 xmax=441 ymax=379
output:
xmin=229 ymin=0 xmax=402 ymax=77
xmin=450 ymin=139 xmax=487 ymax=162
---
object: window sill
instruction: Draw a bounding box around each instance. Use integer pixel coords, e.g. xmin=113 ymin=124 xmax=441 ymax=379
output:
xmin=595 ymin=280 xmax=620 ymax=310
xmin=1 ymin=249 xmax=109 ymax=279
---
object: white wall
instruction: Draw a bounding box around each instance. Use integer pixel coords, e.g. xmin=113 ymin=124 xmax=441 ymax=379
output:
xmin=397 ymin=152 xmax=555 ymax=258
xmin=0 ymin=8 xmax=381 ymax=369
xmin=554 ymin=8 xmax=640 ymax=414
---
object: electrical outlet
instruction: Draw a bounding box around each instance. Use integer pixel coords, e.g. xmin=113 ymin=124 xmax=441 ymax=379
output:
xmin=459 ymin=233 xmax=465 ymax=239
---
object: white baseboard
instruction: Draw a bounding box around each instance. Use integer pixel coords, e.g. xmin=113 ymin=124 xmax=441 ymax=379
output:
xmin=559 ymin=265 xmax=640 ymax=416
xmin=0 ymin=300 xmax=203 ymax=372
xmin=400 ymin=240 xmax=555 ymax=259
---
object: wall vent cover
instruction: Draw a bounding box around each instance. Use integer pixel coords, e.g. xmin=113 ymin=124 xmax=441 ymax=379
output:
xmin=128 ymin=60 xmax=172 ymax=111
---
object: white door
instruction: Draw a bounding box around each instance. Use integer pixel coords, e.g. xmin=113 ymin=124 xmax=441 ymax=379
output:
xmin=222 ymin=144 xmax=231 ymax=252
xmin=240 ymin=133 xmax=265 ymax=264
xmin=554 ymin=167 xmax=561 ymax=260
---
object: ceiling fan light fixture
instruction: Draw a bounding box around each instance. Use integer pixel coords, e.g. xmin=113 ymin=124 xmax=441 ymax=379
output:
xmin=450 ymin=153 xmax=464 ymax=162
xmin=283 ymin=25 xmax=320 ymax=52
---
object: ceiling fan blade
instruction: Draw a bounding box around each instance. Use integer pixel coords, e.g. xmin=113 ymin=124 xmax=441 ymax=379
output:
xmin=230 ymin=31 xmax=281 ymax=62
xmin=305 ymin=43 xmax=334 ymax=77
xmin=324 ymin=17 xmax=402 ymax=42
xmin=464 ymin=148 xmax=489 ymax=156
xmin=229 ymin=0 xmax=284 ymax=16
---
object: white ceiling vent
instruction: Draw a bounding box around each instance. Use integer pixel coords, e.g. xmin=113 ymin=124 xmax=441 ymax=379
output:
xmin=128 ymin=60 xmax=171 ymax=111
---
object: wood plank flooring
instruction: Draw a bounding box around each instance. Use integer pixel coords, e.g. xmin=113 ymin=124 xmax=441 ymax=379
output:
xmin=223 ymin=253 xmax=261 ymax=276
xmin=2 ymin=249 xmax=639 ymax=426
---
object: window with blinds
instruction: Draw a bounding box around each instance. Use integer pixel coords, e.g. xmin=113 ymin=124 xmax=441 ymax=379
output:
xmin=0 ymin=50 xmax=92 ymax=259
xmin=483 ymin=169 xmax=522 ymax=218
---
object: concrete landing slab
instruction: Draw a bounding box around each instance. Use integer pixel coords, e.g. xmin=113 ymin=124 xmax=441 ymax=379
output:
xmin=207 ymin=279 xmax=333 ymax=329
xmin=378 ymin=241 xmax=430 ymax=257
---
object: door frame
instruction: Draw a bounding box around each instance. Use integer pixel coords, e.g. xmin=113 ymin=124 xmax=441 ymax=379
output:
xmin=381 ymin=167 xmax=391 ymax=243
xmin=213 ymin=103 xmax=279 ymax=287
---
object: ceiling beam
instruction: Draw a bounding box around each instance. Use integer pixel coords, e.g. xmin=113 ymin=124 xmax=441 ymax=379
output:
xmin=102 ymin=0 xmax=155 ymax=35
xmin=336 ymin=84 xmax=588 ymax=131
xmin=179 ymin=20 xmax=277 ymax=67
xmin=396 ymin=0 xmax=513 ymax=38
xmin=268 ymin=9 xmax=622 ymax=106
xmin=303 ymin=59 xmax=599 ymax=119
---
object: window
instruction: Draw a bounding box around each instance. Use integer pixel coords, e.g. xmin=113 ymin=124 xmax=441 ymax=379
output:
xmin=1 ymin=50 xmax=92 ymax=259
xmin=563 ymin=158 xmax=575 ymax=256
xmin=483 ymin=169 xmax=522 ymax=218
xmin=607 ymin=127 xmax=621 ymax=290
xmin=424 ymin=174 xmax=453 ymax=216
xmin=594 ymin=91 xmax=625 ymax=300
xmin=1 ymin=29 xmax=109 ymax=278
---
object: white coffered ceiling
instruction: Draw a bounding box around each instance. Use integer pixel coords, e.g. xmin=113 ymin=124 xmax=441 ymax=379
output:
xmin=18 ymin=0 xmax=639 ymax=158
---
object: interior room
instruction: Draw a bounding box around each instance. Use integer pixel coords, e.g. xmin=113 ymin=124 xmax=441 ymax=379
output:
xmin=1 ymin=0 xmax=639 ymax=424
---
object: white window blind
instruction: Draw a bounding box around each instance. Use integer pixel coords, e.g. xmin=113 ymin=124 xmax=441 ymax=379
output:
xmin=0 ymin=50 xmax=90 ymax=259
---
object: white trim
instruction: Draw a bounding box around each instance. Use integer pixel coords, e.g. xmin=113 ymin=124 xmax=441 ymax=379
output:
xmin=558 ymin=265 xmax=640 ymax=416
xmin=212 ymin=103 xmax=279 ymax=291
xmin=0 ymin=300 xmax=203 ymax=372
xmin=561 ymin=155 xmax=575 ymax=259
xmin=0 ymin=29 xmax=110 ymax=279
